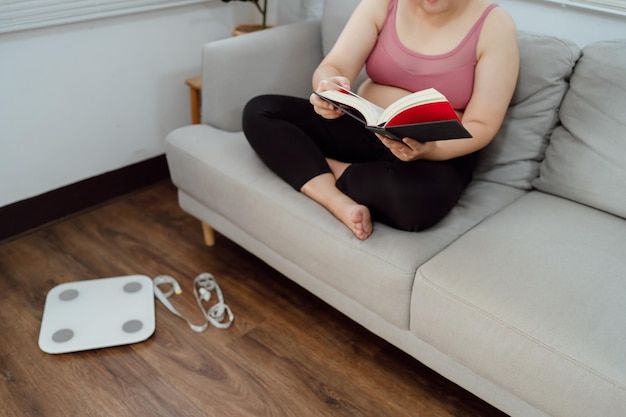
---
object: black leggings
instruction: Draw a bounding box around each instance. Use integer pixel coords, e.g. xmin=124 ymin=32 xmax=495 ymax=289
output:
xmin=242 ymin=95 xmax=477 ymax=231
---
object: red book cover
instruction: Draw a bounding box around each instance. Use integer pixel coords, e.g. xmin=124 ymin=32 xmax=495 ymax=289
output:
xmin=385 ymin=101 xmax=459 ymax=127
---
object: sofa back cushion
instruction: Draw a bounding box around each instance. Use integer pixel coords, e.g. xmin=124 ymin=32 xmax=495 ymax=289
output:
xmin=321 ymin=0 xmax=358 ymax=55
xmin=473 ymin=32 xmax=580 ymax=189
xmin=532 ymin=40 xmax=626 ymax=219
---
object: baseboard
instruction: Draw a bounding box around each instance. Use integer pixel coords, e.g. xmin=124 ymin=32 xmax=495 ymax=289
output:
xmin=0 ymin=155 xmax=170 ymax=242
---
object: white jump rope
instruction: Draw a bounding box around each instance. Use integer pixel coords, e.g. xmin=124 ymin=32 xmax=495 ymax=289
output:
xmin=153 ymin=273 xmax=234 ymax=331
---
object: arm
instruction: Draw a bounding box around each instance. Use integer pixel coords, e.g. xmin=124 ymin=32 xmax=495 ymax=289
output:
xmin=389 ymin=8 xmax=520 ymax=161
xmin=310 ymin=0 xmax=389 ymax=119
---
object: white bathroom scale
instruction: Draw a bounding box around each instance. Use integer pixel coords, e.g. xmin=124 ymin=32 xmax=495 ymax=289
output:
xmin=39 ymin=275 xmax=156 ymax=354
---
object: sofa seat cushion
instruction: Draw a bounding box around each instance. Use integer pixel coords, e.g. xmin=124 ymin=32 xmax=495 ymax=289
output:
xmin=411 ymin=191 xmax=626 ymax=417
xmin=532 ymin=39 xmax=626 ymax=219
xmin=166 ymin=124 xmax=525 ymax=329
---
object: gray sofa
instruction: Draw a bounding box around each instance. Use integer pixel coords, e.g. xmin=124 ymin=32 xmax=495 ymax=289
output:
xmin=165 ymin=1 xmax=626 ymax=416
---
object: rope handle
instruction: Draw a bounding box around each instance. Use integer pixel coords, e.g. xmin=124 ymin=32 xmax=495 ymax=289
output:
xmin=153 ymin=273 xmax=234 ymax=332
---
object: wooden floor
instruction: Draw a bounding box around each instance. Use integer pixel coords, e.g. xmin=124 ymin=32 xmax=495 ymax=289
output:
xmin=0 ymin=180 xmax=509 ymax=417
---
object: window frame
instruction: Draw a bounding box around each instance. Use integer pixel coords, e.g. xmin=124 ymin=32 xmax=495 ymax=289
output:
xmin=0 ymin=0 xmax=214 ymax=34
xmin=543 ymin=0 xmax=626 ymax=16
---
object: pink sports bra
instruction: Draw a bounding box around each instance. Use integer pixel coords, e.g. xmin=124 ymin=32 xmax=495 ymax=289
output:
xmin=366 ymin=1 xmax=499 ymax=110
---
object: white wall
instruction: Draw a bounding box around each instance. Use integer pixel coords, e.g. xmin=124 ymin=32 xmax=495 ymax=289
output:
xmin=277 ymin=0 xmax=323 ymax=23
xmin=0 ymin=0 xmax=623 ymax=208
xmin=498 ymin=0 xmax=625 ymax=46
xmin=0 ymin=3 xmax=238 ymax=207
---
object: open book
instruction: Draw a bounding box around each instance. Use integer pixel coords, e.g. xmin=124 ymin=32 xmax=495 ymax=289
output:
xmin=314 ymin=84 xmax=472 ymax=142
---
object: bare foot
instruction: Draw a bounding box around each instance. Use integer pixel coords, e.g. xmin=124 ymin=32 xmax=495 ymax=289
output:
xmin=346 ymin=204 xmax=373 ymax=240
xmin=301 ymin=173 xmax=373 ymax=240
xmin=326 ymin=194 xmax=373 ymax=240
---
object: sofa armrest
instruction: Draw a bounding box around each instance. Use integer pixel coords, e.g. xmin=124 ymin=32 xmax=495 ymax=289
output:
xmin=201 ymin=20 xmax=323 ymax=132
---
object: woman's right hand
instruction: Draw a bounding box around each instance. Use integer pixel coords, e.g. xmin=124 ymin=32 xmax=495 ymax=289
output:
xmin=310 ymin=76 xmax=351 ymax=119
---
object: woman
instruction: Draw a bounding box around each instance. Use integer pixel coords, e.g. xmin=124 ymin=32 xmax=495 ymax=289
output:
xmin=243 ymin=0 xmax=519 ymax=240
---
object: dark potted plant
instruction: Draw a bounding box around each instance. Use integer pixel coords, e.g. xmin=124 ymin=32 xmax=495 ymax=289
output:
xmin=221 ymin=0 xmax=269 ymax=35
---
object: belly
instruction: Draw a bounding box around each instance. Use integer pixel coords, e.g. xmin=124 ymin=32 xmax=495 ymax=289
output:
xmin=356 ymin=79 xmax=413 ymax=108
xmin=357 ymin=78 xmax=464 ymax=119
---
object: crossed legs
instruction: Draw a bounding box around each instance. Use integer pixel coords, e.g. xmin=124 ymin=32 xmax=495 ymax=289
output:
xmin=242 ymin=94 xmax=476 ymax=239
xmin=243 ymin=95 xmax=380 ymax=240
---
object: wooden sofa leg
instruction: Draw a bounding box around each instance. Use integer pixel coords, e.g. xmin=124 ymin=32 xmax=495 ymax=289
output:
xmin=201 ymin=222 xmax=216 ymax=246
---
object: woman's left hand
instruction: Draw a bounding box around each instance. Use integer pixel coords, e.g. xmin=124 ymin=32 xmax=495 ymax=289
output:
xmin=378 ymin=135 xmax=434 ymax=162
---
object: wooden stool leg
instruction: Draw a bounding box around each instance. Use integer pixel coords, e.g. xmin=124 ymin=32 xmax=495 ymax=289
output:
xmin=189 ymin=88 xmax=201 ymax=124
xmin=201 ymin=222 xmax=216 ymax=246
xmin=185 ymin=76 xmax=202 ymax=125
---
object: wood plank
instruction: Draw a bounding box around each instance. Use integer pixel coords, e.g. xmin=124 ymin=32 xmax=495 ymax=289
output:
xmin=0 ymin=180 xmax=509 ymax=417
